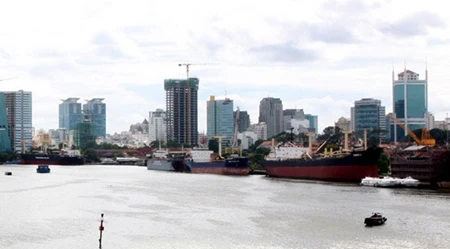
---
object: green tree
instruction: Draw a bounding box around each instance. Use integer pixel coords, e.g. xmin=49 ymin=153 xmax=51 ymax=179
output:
xmin=378 ymin=153 xmax=390 ymax=175
xmin=166 ymin=140 xmax=181 ymax=148
xmin=208 ymin=139 xmax=219 ymax=153
xmin=83 ymin=148 xmax=100 ymax=163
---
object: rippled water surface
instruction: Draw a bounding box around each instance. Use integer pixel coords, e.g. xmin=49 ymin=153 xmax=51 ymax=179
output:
xmin=1 ymin=165 xmax=450 ymax=249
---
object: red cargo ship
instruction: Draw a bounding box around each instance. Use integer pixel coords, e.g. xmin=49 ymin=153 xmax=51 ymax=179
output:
xmin=261 ymin=133 xmax=382 ymax=182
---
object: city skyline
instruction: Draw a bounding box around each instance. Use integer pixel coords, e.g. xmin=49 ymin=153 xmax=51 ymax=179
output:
xmin=1 ymin=0 xmax=450 ymax=134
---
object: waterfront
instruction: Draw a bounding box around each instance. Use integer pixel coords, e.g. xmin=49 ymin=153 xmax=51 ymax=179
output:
xmin=1 ymin=165 xmax=450 ymax=249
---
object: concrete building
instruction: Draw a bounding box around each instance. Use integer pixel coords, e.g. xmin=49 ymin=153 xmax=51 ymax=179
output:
xmin=259 ymin=97 xmax=283 ymax=138
xmin=0 ymin=93 xmax=11 ymax=151
xmin=59 ymin=98 xmax=83 ymax=133
xmin=207 ymin=96 xmax=234 ymax=139
xmin=335 ymin=117 xmax=351 ymax=132
xmin=391 ymin=69 xmax=428 ymax=142
xmin=351 ymin=98 xmax=386 ymax=138
xmin=83 ymin=98 xmax=106 ymax=138
xmin=238 ymin=131 xmax=258 ymax=150
xmin=3 ymin=90 xmax=32 ymax=152
xmin=248 ymin=122 xmax=268 ymax=140
xmin=149 ymin=109 xmax=167 ymax=144
xmin=283 ymin=109 xmax=318 ymax=134
xmin=164 ymin=78 xmax=199 ymax=146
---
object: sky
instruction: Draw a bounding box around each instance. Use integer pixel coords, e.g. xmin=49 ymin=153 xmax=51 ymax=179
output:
xmin=1 ymin=0 xmax=450 ymax=135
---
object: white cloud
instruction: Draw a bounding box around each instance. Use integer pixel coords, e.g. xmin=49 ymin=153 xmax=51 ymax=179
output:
xmin=1 ymin=0 xmax=450 ymax=135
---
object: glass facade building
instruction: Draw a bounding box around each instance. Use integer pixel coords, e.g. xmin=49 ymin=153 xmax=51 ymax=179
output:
xmin=59 ymin=98 xmax=83 ymax=132
xmin=207 ymin=96 xmax=234 ymax=139
xmin=351 ymin=98 xmax=386 ymax=138
xmin=83 ymin=98 xmax=106 ymax=138
xmin=391 ymin=69 xmax=427 ymax=142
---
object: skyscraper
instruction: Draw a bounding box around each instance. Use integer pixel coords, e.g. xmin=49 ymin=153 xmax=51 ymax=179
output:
xmin=0 ymin=93 xmax=11 ymax=151
xmin=259 ymin=97 xmax=283 ymax=138
xmin=391 ymin=69 xmax=427 ymax=142
xmin=59 ymin=98 xmax=83 ymax=132
xmin=149 ymin=109 xmax=167 ymax=144
xmin=164 ymin=78 xmax=199 ymax=146
xmin=207 ymin=96 xmax=234 ymax=139
xmin=3 ymin=90 xmax=32 ymax=152
xmin=234 ymin=110 xmax=250 ymax=133
xmin=83 ymin=98 xmax=106 ymax=138
xmin=351 ymin=98 xmax=386 ymax=137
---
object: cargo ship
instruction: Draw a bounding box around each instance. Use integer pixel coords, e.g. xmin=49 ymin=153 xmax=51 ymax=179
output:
xmin=185 ymin=148 xmax=250 ymax=175
xmin=261 ymin=132 xmax=382 ymax=182
xmin=19 ymin=149 xmax=85 ymax=165
xmin=146 ymin=148 xmax=189 ymax=172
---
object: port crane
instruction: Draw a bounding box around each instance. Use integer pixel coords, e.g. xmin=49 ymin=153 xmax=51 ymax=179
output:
xmin=387 ymin=114 xmax=435 ymax=146
xmin=178 ymin=63 xmax=211 ymax=146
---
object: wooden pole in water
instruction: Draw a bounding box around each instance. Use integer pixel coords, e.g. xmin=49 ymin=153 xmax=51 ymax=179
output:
xmin=99 ymin=213 xmax=104 ymax=249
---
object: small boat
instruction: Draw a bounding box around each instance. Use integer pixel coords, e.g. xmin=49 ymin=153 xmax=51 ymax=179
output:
xmin=36 ymin=165 xmax=51 ymax=173
xmin=364 ymin=212 xmax=387 ymax=226
xmin=4 ymin=171 xmax=12 ymax=176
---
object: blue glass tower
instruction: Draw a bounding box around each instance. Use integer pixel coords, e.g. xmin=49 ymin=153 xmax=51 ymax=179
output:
xmin=59 ymin=98 xmax=83 ymax=132
xmin=207 ymin=96 xmax=234 ymax=139
xmin=391 ymin=69 xmax=428 ymax=142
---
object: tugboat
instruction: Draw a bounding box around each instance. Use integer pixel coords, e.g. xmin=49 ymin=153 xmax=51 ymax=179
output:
xmin=36 ymin=165 xmax=51 ymax=173
xmin=364 ymin=212 xmax=387 ymax=226
xmin=4 ymin=171 xmax=12 ymax=176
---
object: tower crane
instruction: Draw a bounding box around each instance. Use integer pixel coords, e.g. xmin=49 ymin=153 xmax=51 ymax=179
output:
xmin=387 ymin=114 xmax=435 ymax=146
xmin=178 ymin=63 xmax=210 ymax=146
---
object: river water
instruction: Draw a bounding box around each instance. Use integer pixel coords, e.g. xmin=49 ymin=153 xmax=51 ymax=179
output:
xmin=1 ymin=165 xmax=449 ymax=249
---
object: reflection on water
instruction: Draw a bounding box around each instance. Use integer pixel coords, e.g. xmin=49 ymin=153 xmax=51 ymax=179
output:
xmin=1 ymin=165 xmax=450 ymax=249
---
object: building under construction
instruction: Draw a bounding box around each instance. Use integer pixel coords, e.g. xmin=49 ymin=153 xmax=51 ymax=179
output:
xmin=164 ymin=78 xmax=199 ymax=146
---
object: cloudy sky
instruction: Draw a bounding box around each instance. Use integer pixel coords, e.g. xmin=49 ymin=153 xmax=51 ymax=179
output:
xmin=1 ymin=0 xmax=450 ymax=134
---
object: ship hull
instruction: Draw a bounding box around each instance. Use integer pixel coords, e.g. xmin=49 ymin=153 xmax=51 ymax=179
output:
xmin=262 ymin=148 xmax=382 ymax=182
xmin=146 ymin=158 xmax=189 ymax=172
xmin=19 ymin=154 xmax=84 ymax=165
xmin=186 ymin=158 xmax=250 ymax=175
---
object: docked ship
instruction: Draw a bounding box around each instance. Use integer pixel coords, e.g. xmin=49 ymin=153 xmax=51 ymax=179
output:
xmin=185 ymin=148 xmax=250 ymax=175
xmin=19 ymin=149 xmax=85 ymax=165
xmin=261 ymin=132 xmax=382 ymax=182
xmin=146 ymin=148 xmax=189 ymax=172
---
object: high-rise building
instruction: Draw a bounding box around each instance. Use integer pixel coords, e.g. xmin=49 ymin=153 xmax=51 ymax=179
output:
xmin=335 ymin=117 xmax=351 ymax=132
xmin=351 ymin=98 xmax=386 ymax=137
xmin=3 ymin=90 xmax=32 ymax=152
xmin=0 ymin=93 xmax=11 ymax=151
xmin=59 ymin=98 xmax=83 ymax=132
xmin=73 ymin=119 xmax=96 ymax=149
xmin=234 ymin=110 xmax=250 ymax=133
xmin=248 ymin=122 xmax=268 ymax=140
xmin=149 ymin=109 xmax=167 ymax=144
xmin=391 ymin=69 xmax=427 ymax=142
xmin=259 ymin=97 xmax=283 ymax=138
xmin=83 ymin=98 xmax=106 ymax=138
xmin=304 ymin=114 xmax=318 ymax=133
xmin=164 ymin=78 xmax=199 ymax=146
xmin=207 ymin=96 xmax=234 ymax=144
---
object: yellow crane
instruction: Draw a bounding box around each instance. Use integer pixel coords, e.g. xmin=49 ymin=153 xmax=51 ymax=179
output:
xmin=387 ymin=114 xmax=435 ymax=146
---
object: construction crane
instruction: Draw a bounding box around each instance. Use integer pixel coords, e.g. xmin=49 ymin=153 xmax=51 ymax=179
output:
xmin=387 ymin=114 xmax=435 ymax=146
xmin=178 ymin=63 xmax=210 ymax=146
